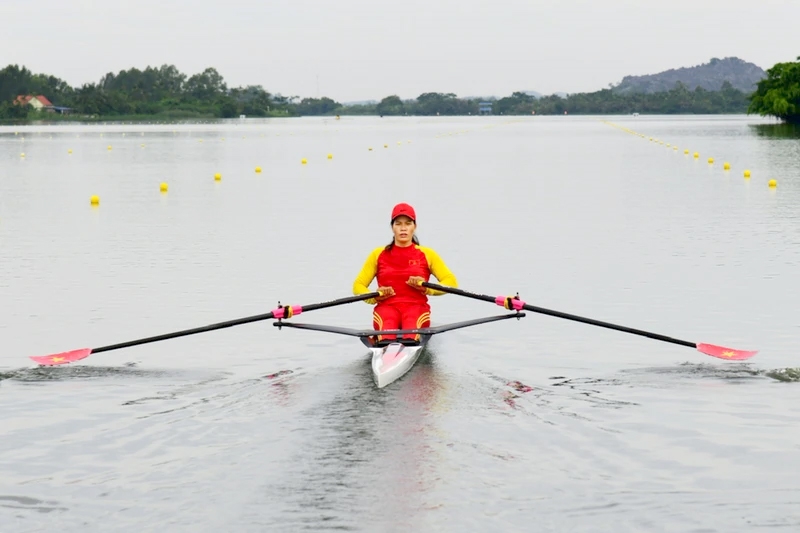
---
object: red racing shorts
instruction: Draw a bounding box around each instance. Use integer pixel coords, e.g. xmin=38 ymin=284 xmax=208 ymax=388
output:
xmin=373 ymin=302 xmax=431 ymax=342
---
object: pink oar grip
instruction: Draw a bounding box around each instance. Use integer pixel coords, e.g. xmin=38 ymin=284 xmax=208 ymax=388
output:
xmin=495 ymin=296 xmax=525 ymax=311
xmin=272 ymin=305 xmax=303 ymax=319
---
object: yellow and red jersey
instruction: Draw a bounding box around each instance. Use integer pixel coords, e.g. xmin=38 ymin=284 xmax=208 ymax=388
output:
xmin=353 ymin=244 xmax=457 ymax=305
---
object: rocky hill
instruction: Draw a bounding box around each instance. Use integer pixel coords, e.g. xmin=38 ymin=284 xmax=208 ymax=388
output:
xmin=612 ymin=57 xmax=766 ymax=94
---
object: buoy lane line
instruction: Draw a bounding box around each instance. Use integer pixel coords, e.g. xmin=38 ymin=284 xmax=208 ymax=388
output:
xmin=601 ymin=121 xmax=777 ymax=189
xmin=8 ymin=120 xmax=523 ymax=210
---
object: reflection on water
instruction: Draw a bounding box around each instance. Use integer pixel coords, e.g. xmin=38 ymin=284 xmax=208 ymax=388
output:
xmin=750 ymin=122 xmax=800 ymax=139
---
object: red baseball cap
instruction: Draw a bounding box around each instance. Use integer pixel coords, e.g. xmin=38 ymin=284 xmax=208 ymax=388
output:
xmin=391 ymin=203 xmax=416 ymax=222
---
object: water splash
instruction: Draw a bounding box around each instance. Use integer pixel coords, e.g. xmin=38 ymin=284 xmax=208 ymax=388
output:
xmin=765 ymin=368 xmax=800 ymax=382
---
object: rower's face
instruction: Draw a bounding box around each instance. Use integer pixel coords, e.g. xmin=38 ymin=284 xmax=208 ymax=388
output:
xmin=392 ymin=216 xmax=416 ymax=246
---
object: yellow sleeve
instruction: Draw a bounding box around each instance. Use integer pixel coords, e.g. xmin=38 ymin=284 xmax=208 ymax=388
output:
xmin=419 ymin=246 xmax=457 ymax=296
xmin=352 ymin=247 xmax=384 ymax=304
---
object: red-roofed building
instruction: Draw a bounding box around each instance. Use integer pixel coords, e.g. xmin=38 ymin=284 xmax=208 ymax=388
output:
xmin=15 ymin=95 xmax=54 ymax=110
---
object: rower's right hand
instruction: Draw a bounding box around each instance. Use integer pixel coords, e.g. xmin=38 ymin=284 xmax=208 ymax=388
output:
xmin=376 ymin=286 xmax=395 ymax=301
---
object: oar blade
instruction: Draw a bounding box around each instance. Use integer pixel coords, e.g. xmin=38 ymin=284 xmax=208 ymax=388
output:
xmin=696 ymin=343 xmax=757 ymax=361
xmin=30 ymin=348 xmax=93 ymax=366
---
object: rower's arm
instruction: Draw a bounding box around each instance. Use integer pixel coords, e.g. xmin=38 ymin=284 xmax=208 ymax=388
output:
xmin=353 ymin=247 xmax=383 ymax=304
xmin=420 ymin=247 xmax=458 ymax=296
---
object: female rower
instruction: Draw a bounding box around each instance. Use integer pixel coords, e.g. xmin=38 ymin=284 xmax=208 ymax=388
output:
xmin=353 ymin=203 xmax=458 ymax=346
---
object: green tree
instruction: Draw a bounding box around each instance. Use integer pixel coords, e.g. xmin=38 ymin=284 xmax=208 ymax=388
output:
xmin=184 ymin=67 xmax=227 ymax=102
xmin=230 ymin=85 xmax=274 ymax=116
xmin=294 ymin=97 xmax=340 ymax=115
xmin=0 ymin=100 xmax=29 ymax=119
xmin=376 ymin=95 xmax=405 ymax=115
xmin=748 ymin=57 xmax=800 ymax=123
xmin=494 ymin=92 xmax=536 ymax=115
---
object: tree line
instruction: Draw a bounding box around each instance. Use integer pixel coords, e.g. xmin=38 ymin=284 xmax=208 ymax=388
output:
xmin=747 ymin=56 xmax=800 ymax=124
xmin=0 ymin=61 xmax=795 ymax=122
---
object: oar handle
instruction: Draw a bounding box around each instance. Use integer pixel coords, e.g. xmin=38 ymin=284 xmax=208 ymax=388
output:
xmin=421 ymin=282 xmax=696 ymax=349
xmin=92 ymin=291 xmax=381 ymax=354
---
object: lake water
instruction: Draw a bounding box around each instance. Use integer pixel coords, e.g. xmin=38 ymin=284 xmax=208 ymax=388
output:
xmin=1 ymin=115 xmax=799 ymax=532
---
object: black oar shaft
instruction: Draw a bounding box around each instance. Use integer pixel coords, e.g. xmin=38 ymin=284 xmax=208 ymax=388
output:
xmin=92 ymin=291 xmax=380 ymax=354
xmin=422 ymin=282 xmax=696 ymax=349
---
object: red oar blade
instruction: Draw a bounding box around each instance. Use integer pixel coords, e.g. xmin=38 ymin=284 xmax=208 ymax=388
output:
xmin=696 ymin=343 xmax=758 ymax=361
xmin=30 ymin=348 xmax=93 ymax=366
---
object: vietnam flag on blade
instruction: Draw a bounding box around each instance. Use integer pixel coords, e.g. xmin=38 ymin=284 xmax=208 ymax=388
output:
xmin=30 ymin=348 xmax=93 ymax=366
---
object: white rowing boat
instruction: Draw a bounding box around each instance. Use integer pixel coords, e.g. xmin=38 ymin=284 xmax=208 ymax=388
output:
xmin=273 ymin=313 xmax=525 ymax=388
xmin=370 ymin=338 xmax=430 ymax=388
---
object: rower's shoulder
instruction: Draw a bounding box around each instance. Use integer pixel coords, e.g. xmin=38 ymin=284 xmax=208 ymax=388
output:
xmin=367 ymin=246 xmax=387 ymax=259
xmin=416 ymin=245 xmax=445 ymax=263
xmin=415 ymin=245 xmax=440 ymax=256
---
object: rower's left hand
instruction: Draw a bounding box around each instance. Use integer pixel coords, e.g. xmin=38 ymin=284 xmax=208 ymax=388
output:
xmin=407 ymin=276 xmax=426 ymax=292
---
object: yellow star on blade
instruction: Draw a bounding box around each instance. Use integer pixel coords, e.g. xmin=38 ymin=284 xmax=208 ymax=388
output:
xmin=51 ymin=357 xmax=65 ymax=362
xmin=722 ymin=351 xmax=735 ymax=358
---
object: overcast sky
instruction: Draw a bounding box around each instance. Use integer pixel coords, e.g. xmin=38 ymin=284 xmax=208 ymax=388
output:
xmin=4 ymin=0 xmax=798 ymax=102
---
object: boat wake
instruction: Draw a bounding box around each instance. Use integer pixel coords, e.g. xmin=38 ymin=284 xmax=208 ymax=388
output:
xmin=0 ymin=364 xmax=177 ymax=383
xmin=122 ymin=368 xmax=302 ymax=417
xmin=765 ymin=367 xmax=800 ymax=382
xmin=0 ymin=495 xmax=68 ymax=514
xmin=618 ymin=361 xmax=800 ymax=383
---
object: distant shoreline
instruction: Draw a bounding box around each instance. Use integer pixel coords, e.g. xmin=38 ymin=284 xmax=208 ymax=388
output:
xmin=1 ymin=109 xmax=761 ymax=126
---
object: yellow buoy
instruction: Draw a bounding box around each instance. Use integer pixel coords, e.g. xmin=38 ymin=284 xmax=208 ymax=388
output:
xmin=107 ymin=145 xmax=112 ymax=151
xmin=693 ymin=152 xmax=699 ymax=159
xmin=384 ymin=144 xmax=388 ymax=148
xmin=768 ymin=179 xmax=777 ymax=188
xmin=684 ymin=149 xmax=689 ymax=154
xmin=708 ymin=157 xmax=714 ymax=164
xmin=397 ymin=141 xmax=402 ymax=145
xmin=723 ymin=162 xmax=730 ymax=170
xmin=141 ymin=144 xmax=145 ymax=148
xmin=90 ymin=195 xmax=100 ymax=205
xmin=327 ymin=153 xmax=333 ymax=160
xmin=666 ymin=143 xmax=671 ymax=147
xmin=673 ymin=146 xmax=678 ymax=151
xmin=160 ymin=182 xmax=168 ymax=192
xmin=301 ymin=158 xmax=307 ymax=165
xmin=368 ymin=147 xmax=373 ymax=151
xmin=214 ymin=173 xmax=222 ymax=181
xmin=744 ymin=169 xmax=751 ymax=178
xmin=68 ymin=149 xmax=73 ymax=154
xmin=20 ymin=152 xmax=25 ymax=157
xmin=255 ymin=166 xmax=262 ymax=173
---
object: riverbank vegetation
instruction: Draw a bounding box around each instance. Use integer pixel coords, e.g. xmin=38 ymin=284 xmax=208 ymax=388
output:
xmin=747 ymin=57 xmax=800 ymax=124
xmin=0 ymin=62 xmax=779 ymax=122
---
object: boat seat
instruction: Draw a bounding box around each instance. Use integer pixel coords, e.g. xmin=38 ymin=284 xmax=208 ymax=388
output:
xmin=374 ymin=338 xmax=421 ymax=348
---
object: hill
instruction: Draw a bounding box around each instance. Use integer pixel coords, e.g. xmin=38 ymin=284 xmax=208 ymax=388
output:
xmin=612 ymin=57 xmax=766 ymax=94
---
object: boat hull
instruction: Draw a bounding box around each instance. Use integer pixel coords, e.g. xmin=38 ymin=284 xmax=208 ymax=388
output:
xmin=370 ymin=338 xmax=429 ymax=388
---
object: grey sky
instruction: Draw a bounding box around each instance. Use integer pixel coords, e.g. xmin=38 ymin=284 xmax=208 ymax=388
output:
xmin=4 ymin=0 xmax=798 ymax=102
